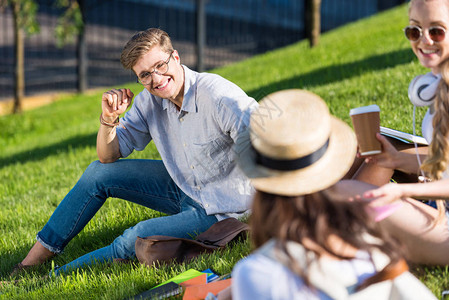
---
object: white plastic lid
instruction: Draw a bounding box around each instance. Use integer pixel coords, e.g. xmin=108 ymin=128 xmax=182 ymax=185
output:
xmin=349 ymin=104 xmax=380 ymax=115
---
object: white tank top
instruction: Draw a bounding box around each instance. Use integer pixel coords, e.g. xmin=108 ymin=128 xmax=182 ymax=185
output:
xmin=421 ymin=108 xmax=434 ymax=143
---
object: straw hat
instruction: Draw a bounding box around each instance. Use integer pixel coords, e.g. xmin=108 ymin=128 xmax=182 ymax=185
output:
xmin=235 ymin=89 xmax=357 ymax=196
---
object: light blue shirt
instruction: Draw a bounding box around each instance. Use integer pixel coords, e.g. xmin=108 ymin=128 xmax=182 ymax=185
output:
xmin=117 ymin=65 xmax=257 ymax=218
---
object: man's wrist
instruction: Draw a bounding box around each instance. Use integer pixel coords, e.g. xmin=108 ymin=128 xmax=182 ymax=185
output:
xmin=100 ymin=113 xmax=121 ymax=127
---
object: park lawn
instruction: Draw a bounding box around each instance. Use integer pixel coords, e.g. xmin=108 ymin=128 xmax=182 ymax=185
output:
xmin=1 ymin=3 xmax=448 ymax=299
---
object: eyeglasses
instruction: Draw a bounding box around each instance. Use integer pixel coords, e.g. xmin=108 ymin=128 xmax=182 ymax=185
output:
xmin=403 ymin=25 xmax=446 ymax=43
xmin=137 ymin=51 xmax=174 ymax=86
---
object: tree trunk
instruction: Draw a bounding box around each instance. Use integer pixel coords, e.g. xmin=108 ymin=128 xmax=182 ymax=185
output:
xmin=196 ymin=0 xmax=206 ymax=72
xmin=305 ymin=0 xmax=322 ymax=48
xmin=77 ymin=0 xmax=87 ymax=93
xmin=12 ymin=1 xmax=24 ymax=113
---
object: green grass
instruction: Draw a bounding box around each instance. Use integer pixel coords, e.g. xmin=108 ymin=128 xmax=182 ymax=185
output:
xmin=1 ymin=3 xmax=448 ymax=298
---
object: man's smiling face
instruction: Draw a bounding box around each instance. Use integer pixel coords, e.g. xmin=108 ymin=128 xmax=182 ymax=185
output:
xmin=133 ymin=46 xmax=184 ymax=104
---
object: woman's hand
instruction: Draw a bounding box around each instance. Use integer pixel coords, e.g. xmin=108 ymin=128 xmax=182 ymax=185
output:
xmin=359 ymin=133 xmax=399 ymax=170
xmin=363 ymin=182 xmax=405 ymax=206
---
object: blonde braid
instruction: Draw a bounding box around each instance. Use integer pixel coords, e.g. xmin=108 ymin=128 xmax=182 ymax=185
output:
xmin=420 ymin=59 xmax=449 ymax=222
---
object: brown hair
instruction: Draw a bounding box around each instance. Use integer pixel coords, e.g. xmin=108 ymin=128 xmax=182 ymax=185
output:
xmin=120 ymin=28 xmax=174 ymax=70
xmin=251 ymin=190 xmax=403 ymax=285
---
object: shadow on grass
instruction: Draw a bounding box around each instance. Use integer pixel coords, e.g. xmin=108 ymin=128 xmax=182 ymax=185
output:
xmin=247 ymin=48 xmax=416 ymax=100
xmin=0 ymin=133 xmax=97 ymax=169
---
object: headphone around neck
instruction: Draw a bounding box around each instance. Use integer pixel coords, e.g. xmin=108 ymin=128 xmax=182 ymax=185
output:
xmin=408 ymin=72 xmax=441 ymax=180
xmin=408 ymin=72 xmax=441 ymax=106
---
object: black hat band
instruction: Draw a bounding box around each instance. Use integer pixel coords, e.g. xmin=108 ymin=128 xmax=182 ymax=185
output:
xmin=255 ymin=138 xmax=330 ymax=171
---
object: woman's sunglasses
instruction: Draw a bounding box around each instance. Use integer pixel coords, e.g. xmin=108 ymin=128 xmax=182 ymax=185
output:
xmin=404 ymin=25 xmax=446 ymax=43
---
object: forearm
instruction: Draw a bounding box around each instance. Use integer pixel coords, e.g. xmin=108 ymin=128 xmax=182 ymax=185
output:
xmin=394 ymin=151 xmax=426 ymax=175
xmin=398 ymin=179 xmax=449 ymax=201
xmin=96 ymin=88 xmax=133 ymax=163
xmin=97 ymin=124 xmax=121 ymax=163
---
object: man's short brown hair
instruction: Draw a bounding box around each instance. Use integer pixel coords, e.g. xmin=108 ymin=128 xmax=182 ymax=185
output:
xmin=120 ymin=28 xmax=174 ymax=70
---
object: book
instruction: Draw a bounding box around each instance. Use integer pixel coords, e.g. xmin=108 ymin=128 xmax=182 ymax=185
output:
xmin=182 ymin=278 xmax=232 ymax=300
xmin=201 ymin=268 xmax=219 ymax=282
xmin=380 ymin=126 xmax=429 ymax=145
xmin=128 ymin=269 xmax=203 ymax=300
xmin=179 ymin=274 xmax=207 ymax=288
xmin=128 ymin=281 xmax=182 ymax=300
xmin=128 ymin=269 xmax=223 ymax=300
xmin=154 ymin=269 xmax=204 ymax=288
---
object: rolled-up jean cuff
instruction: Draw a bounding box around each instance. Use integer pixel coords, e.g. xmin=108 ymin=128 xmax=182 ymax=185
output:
xmin=36 ymin=234 xmax=63 ymax=254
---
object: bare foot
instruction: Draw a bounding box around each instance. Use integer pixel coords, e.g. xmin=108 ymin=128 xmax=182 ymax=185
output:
xmin=20 ymin=241 xmax=56 ymax=266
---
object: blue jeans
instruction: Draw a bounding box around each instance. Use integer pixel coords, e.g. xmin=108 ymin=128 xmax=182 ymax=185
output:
xmin=36 ymin=159 xmax=218 ymax=275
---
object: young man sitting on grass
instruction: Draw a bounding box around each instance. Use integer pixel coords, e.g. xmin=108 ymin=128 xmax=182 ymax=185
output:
xmin=12 ymin=28 xmax=257 ymax=275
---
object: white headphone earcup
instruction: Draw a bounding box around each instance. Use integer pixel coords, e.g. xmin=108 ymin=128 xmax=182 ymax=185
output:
xmin=408 ymin=72 xmax=441 ymax=106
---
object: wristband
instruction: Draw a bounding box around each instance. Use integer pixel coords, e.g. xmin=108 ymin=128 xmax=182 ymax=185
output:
xmin=100 ymin=113 xmax=125 ymax=129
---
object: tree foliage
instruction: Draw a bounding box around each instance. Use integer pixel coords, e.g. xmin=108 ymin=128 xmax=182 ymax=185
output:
xmin=0 ymin=0 xmax=83 ymax=44
xmin=0 ymin=0 xmax=40 ymax=35
xmin=0 ymin=0 xmax=84 ymax=113
xmin=55 ymin=0 xmax=83 ymax=48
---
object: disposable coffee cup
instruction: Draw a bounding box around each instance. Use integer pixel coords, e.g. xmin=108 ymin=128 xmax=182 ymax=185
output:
xmin=350 ymin=105 xmax=381 ymax=156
